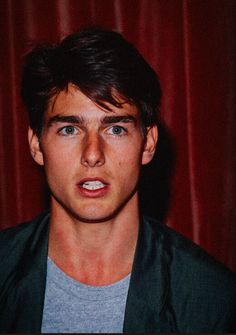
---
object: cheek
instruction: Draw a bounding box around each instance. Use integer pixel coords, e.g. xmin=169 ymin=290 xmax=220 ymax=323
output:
xmin=116 ymin=154 xmax=140 ymax=167
xmin=42 ymin=149 xmax=72 ymax=184
xmin=114 ymin=138 xmax=143 ymax=157
xmin=42 ymin=141 xmax=75 ymax=166
xmin=115 ymin=151 xmax=143 ymax=181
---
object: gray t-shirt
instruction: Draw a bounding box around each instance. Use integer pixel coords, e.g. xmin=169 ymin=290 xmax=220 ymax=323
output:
xmin=41 ymin=257 xmax=131 ymax=333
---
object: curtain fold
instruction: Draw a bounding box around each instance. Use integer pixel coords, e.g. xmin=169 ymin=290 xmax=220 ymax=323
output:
xmin=1 ymin=0 xmax=236 ymax=271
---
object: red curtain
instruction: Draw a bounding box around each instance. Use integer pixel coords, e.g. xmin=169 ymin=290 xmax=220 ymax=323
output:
xmin=1 ymin=0 xmax=236 ymax=271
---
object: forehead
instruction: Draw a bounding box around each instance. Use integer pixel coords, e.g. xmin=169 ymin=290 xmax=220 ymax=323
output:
xmin=45 ymin=84 xmax=139 ymax=120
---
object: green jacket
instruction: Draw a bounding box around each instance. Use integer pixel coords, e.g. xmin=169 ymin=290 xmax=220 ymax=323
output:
xmin=1 ymin=212 xmax=236 ymax=333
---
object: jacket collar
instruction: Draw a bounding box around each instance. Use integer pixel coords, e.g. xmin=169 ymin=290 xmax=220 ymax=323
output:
xmin=123 ymin=216 xmax=170 ymax=332
xmin=10 ymin=212 xmax=49 ymax=332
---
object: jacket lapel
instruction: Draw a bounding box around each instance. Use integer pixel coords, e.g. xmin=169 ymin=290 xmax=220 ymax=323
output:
xmin=0 ymin=213 xmax=49 ymax=332
xmin=123 ymin=217 xmax=172 ymax=332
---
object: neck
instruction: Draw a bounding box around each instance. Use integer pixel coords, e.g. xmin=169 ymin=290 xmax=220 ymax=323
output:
xmin=48 ymin=196 xmax=140 ymax=285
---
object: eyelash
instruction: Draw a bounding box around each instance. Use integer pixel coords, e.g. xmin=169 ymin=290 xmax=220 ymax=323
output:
xmin=57 ymin=125 xmax=127 ymax=137
xmin=58 ymin=125 xmax=78 ymax=136
xmin=107 ymin=125 xmax=127 ymax=136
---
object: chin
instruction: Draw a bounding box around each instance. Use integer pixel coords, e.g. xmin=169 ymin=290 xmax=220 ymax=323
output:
xmin=71 ymin=201 xmax=132 ymax=223
xmin=72 ymin=212 xmax=117 ymax=224
xmin=66 ymin=205 xmax=117 ymax=224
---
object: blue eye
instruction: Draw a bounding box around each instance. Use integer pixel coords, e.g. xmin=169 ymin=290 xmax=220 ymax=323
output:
xmin=59 ymin=126 xmax=78 ymax=136
xmin=108 ymin=126 xmax=126 ymax=136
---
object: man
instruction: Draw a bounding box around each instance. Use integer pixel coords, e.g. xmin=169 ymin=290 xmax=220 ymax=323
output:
xmin=0 ymin=27 xmax=236 ymax=333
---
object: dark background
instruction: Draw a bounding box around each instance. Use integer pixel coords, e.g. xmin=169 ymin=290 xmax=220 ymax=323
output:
xmin=0 ymin=0 xmax=236 ymax=271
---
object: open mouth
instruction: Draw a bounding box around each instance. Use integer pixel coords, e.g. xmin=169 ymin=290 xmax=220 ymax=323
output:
xmin=77 ymin=178 xmax=109 ymax=198
xmin=81 ymin=180 xmax=106 ymax=190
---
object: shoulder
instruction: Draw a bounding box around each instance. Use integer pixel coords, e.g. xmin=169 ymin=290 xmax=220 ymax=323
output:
xmin=0 ymin=212 xmax=49 ymax=264
xmin=144 ymin=215 xmax=236 ymax=277
xmin=0 ymin=211 xmax=49 ymax=241
xmin=143 ymin=215 xmax=235 ymax=276
xmin=142 ymin=216 xmax=236 ymax=331
xmin=142 ymin=216 xmax=236 ymax=299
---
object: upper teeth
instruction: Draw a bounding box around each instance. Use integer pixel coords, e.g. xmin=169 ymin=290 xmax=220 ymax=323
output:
xmin=82 ymin=181 xmax=105 ymax=190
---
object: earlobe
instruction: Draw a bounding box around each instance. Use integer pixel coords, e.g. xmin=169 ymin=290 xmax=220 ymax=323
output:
xmin=142 ymin=125 xmax=158 ymax=165
xmin=28 ymin=127 xmax=44 ymax=166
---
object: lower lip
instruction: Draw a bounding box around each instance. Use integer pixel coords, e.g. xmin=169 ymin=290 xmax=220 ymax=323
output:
xmin=77 ymin=185 xmax=109 ymax=198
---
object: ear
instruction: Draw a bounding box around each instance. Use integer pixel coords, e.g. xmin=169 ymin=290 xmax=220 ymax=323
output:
xmin=142 ymin=125 xmax=158 ymax=165
xmin=28 ymin=127 xmax=44 ymax=166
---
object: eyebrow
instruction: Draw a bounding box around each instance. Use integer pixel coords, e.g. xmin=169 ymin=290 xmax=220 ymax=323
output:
xmin=46 ymin=115 xmax=83 ymax=127
xmin=101 ymin=115 xmax=137 ymax=124
xmin=46 ymin=114 xmax=137 ymax=127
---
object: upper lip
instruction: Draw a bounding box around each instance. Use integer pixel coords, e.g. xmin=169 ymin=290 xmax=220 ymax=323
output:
xmin=78 ymin=177 xmax=109 ymax=186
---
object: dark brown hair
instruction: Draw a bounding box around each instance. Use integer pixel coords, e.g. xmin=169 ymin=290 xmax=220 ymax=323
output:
xmin=21 ymin=27 xmax=161 ymax=135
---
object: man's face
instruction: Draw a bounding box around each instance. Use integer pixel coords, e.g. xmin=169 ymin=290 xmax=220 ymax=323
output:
xmin=29 ymin=84 xmax=157 ymax=223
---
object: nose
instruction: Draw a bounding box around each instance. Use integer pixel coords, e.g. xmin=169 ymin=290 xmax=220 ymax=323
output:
xmin=81 ymin=132 xmax=105 ymax=167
